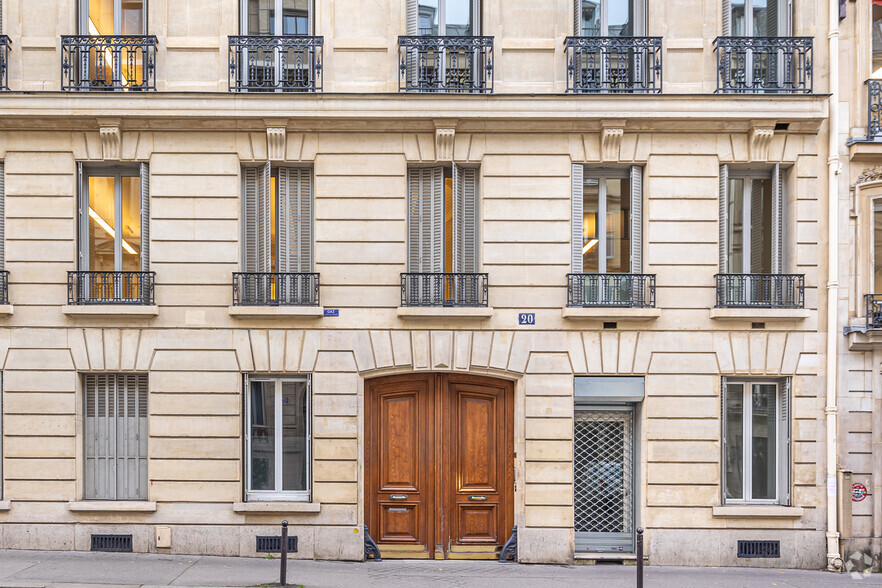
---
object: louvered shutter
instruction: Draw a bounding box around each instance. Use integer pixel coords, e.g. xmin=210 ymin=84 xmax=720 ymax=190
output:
xmin=78 ymin=162 xmax=88 ymax=271
xmin=298 ymin=168 xmax=314 ymax=272
xmin=407 ymin=168 xmax=443 ymax=273
xmin=431 ymin=167 xmax=443 ymax=272
xmin=749 ymin=179 xmax=764 ymax=273
xmin=572 ymin=164 xmax=584 ymax=273
xmin=719 ymin=164 xmax=728 ymax=273
xmin=778 ymin=378 xmax=791 ymax=505
xmin=278 ymin=167 xmax=292 ymax=272
xmin=139 ymin=163 xmax=149 ymax=272
xmin=0 ymin=162 xmax=5 ymax=272
xmin=771 ymin=164 xmax=784 ymax=274
xmin=722 ymin=0 xmax=731 ymax=36
xmin=407 ymin=169 xmax=423 ymax=272
xmin=574 ymin=0 xmax=582 ymax=35
xmin=308 ymin=0 xmax=314 ymax=35
xmin=471 ymin=0 xmax=481 ymax=34
xmin=630 ymin=166 xmax=642 ymax=274
xmin=242 ymin=167 xmax=259 ymax=272
xmin=451 ymin=163 xmax=477 ymax=273
xmin=258 ymin=163 xmax=271 ymax=272
xmin=406 ymin=0 xmax=417 ymax=34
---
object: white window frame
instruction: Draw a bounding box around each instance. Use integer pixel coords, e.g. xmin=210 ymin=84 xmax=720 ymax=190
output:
xmin=78 ymin=166 xmax=143 ymax=273
xmin=240 ymin=0 xmax=312 ymax=36
xmin=244 ymin=374 xmax=312 ymax=502
xmin=721 ymin=166 xmax=785 ymax=274
xmin=416 ymin=0 xmax=479 ymax=36
xmin=721 ymin=378 xmax=790 ymax=505
xmin=576 ymin=0 xmax=646 ymax=36
xmin=79 ymin=0 xmax=147 ymax=35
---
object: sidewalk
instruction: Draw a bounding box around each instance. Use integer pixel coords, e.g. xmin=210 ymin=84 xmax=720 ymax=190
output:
xmin=0 ymin=550 xmax=877 ymax=588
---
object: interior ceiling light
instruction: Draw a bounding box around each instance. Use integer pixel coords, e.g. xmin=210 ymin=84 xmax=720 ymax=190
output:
xmin=89 ymin=208 xmax=137 ymax=254
xmin=582 ymin=239 xmax=599 ymax=254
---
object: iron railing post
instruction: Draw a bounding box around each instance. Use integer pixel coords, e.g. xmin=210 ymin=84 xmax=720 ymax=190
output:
xmin=280 ymin=520 xmax=288 ymax=586
xmin=636 ymin=527 xmax=644 ymax=588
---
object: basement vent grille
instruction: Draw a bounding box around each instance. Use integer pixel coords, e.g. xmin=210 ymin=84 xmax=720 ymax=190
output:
xmin=91 ymin=534 xmax=133 ymax=552
xmin=256 ymin=536 xmax=298 ymax=553
xmin=737 ymin=540 xmax=780 ymax=558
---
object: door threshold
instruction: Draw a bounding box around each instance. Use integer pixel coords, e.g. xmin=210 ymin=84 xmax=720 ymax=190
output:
xmin=575 ymin=552 xmax=638 ymax=565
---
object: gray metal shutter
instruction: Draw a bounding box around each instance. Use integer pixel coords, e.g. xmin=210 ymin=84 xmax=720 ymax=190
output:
xmin=452 ymin=163 xmax=478 ymax=273
xmin=471 ymin=0 xmax=481 ymax=34
xmin=772 ymin=164 xmax=784 ymax=274
xmin=279 ymin=167 xmax=313 ymax=273
xmin=78 ymin=162 xmax=87 ymax=271
xmin=406 ymin=0 xmax=417 ymax=35
xmin=718 ymin=164 xmax=728 ymax=273
xmin=749 ymin=179 xmax=764 ymax=273
xmin=242 ymin=167 xmax=259 ymax=272
xmin=258 ymin=163 xmax=271 ymax=272
xmin=407 ymin=167 xmax=443 ymax=273
xmin=574 ymin=0 xmax=581 ymax=35
xmin=308 ymin=0 xmax=314 ymax=35
xmin=139 ymin=163 xmax=149 ymax=272
xmin=84 ymin=373 xmax=148 ymax=501
xmin=572 ymin=164 xmax=584 ymax=273
xmin=630 ymin=166 xmax=642 ymax=274
xmin=778 ymin=378 xmax=791 ymax=505
xmin=0 ymin=162 xmax=5 ymax=272
xmin=243 ymin=164 xmax=272 ymax=273
xmin=722 ymin=0 xmax=731 ymax=35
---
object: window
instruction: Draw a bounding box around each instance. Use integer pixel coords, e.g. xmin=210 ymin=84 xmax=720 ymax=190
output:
xmin=718 ymin=166 xmax=785 ymax=274
xmin=723 ymin=0 xmax=790 ymax=37
xmin=874 ymin=201 xmax=882 ymax=294
xmin=414 ymin=0 xmax=479 ymax=36
xmin=575 ymin=0 xmax=645 ymax=36
xmin=80 ymin=0 xmax=145 ymax=36
xmin=873 ymin=2 xmax=882 ymax=78
xmin=245 ymin=375 xmax=311 ymax=501
xmin=242 ymin=0 xmax=311 ymax=35
xmin=84 ymin=373 xmax=148 ymax=500
xmin=722 ymin=379 xmax=790 ymax=504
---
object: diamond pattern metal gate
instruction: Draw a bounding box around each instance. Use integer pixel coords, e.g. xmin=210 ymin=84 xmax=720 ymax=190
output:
xmin=574 ymin=409 xmax=634 ymax=552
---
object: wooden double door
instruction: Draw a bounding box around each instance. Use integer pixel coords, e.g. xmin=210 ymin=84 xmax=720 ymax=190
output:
xmin=365 ymin=373 xmax=514 ymax=559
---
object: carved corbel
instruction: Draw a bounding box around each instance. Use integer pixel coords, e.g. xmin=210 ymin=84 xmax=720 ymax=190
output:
xmin=600 ymin=122 xmax=625 ymax=162
xmin=266 ymin=127 xmax=287 ymax=162
xmin=749 ymin=124 xmax=775 ymax=162
xmin=435 ymin=120 xmax=457 ymax=162
xmin=99 ymin=124 xmax=121 ymax=161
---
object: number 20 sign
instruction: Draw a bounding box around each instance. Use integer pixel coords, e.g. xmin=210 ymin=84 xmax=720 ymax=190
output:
xmin=518 ymin=313 xmax=536 ymax=326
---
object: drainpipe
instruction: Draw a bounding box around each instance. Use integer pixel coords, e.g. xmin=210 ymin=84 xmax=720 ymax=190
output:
xmin=826 ymin=0 xmax=843 ymax=572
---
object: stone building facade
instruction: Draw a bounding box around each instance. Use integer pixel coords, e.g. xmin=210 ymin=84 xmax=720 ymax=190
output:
xmin=0 ymin=0 xmax=836 ymax=568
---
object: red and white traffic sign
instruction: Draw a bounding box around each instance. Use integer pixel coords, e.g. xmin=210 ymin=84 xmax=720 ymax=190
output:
xmin=853 ymin=482 xmax=868 ymax=502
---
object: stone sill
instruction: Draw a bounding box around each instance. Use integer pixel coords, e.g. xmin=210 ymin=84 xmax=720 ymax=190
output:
xmin=62 ymin=305 xmax=159 ymax=317
xmin=708 ymin=308 xmax=810 ymax=322
xmin=562 ymin=307 xmax=661 ymax=321
xmin=398 ymin=306 xmax=494 ymax=319
xmin=232 ymin=502 xmax=321 ymax=514
xmin=68 ymin=501 xmax=157 ymax=512
xmin=0 ymin=305 xmax=13 ymax=317
xmin=228 ymin=306 xmax=324 ymax=319
xmin=0 ymin=501 xmax=11 ymax=511
xmin=711 ymin=505 xmax=804 ymax=518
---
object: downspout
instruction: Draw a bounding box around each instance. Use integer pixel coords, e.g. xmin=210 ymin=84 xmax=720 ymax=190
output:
xmin=826 ymin=0 xmax=843 ymax=572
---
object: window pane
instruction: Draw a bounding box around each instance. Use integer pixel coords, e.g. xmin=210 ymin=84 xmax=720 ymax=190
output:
xmin=121 ymin=0 xmax=144 ymax=35
xmin=751 ymin=384 xmax=777 ymax=500
xmin=874 ymin=202 xmax=882 ymax=292
xmin=727 ymin=178 xmax=744 ymax=273
xmin=608 ymin=0 xmax=634 ymax=36
xmin=582 ymin=178 xmax=600 ymax=272
xmin=419 ymin=0 xmax=440 ymax=35
xmin=605 ymin=178 xmax=631 ymax=273
xmin=749 ymin=179 xmax=772 ymax=274
xmin=250 ymin=381 xmax=276 ymax=491
xmin=751 ymin=0 xmax=778 ymax=37
xmin=874 ymin=3 xmax=882 ymax=77
xmin=281 ymin=380 xmax=309 ymax=492
xmin=446 ymin=0 xmax=473 ymax=36
xmin=120 ymin=176 xmax=141 ymax=272
xmin=282 ymin=0 xmax=309 ymax=35
xmin=88 ymin=0 xmax=115 ymax=35
xmin=89 ymin=177 xmax=116 ymax=272
xmin=725 ymin=383 xmax=744 ymax=500
xmin=248 ymin=0 xmax=274 ymax=34
xmin=580 ymin=0 xmax=600 ymax=35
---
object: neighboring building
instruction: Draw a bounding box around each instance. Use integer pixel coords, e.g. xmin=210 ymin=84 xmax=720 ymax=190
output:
xmin=0 ymin=0 xmax=835 ymax=568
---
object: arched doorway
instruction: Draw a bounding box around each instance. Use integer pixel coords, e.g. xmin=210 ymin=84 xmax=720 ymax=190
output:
xmin=364 ymin=373 xmax=515 ymax=560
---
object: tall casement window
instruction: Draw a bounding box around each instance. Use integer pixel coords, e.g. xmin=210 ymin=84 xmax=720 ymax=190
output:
xmin=245 ymin=375 xmax=311 ymax=501
xmin=84 ymin=373 xmax=149 ymax=500
xmin=576 ymin=0 xmax=645 ymax=36
xmin=243 ymin=0 xmax=311 ymax=35
xmin=414 ymin=0 xmax=479 ymax=36
xmin=569 ymin=165 xmax=651 ymax=307
xmin=74 ymin=164 xmax=151 ymax=304
xmin=64 ymin=0 xmax=155 ymax=91
xmin=722 ymin=378 xmax=790 ymax=505
xmin=403 ymin=165 xmax=486 ymax=307
xmin=723 ymin=0 xmax=791 ymax=37
xmin=874 ymin=2 xmax=882 ymax=77
xmin=0 ymin=161 xmax=7 ymax=305
xmin=236 ymin=165 xmax=316 ymax=306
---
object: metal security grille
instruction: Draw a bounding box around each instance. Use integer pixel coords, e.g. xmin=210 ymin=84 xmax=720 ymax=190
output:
xmin=91 ymin=534 xmax=133 ymax=552
xmin=84 ymin=374 xmax=148 ymax=500
xmin=256 ymin=536 xmax=299 ymax=553
xmin=574 ymin=409 xmax=633 ymax=551
xmin=737 ymin=540 xmax=780 ymax=558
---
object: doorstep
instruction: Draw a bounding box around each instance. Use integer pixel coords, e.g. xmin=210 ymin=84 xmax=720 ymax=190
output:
xmin=575 ymin=552 xmax=640 ymax=565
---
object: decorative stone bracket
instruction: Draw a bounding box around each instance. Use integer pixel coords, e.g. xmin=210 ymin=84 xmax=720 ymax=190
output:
xmin=749 ymin=124 xmax=775 ymax=162
xmin=601 ymin=122 xmax=624 ymax=162
xmin=435 ymin=121 xmax=457 ymax=162
xmin=267 ymin=126 xmax=287 ymax=161
xmin=99 ymin=124 xmax=121 ymax=161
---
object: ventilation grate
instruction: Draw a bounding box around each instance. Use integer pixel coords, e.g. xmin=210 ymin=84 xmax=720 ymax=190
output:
xmin=256 ymin=535 xmax=298 ymax=553
xmin=737 ymin=540 xmax=780 ymax=558
xmin=91 ymin=534 xmax=133 ymax=552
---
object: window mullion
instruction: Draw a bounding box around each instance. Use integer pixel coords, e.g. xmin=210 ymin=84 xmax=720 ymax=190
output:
xmin=743 ymin=383 xmax=752 ymax=501
xmin=244 ymin=375 xmax=252 ymax=496
xmin=742 ymin=179 xmax=751 ymax=274
xmin=114 ymin=0 xmax=122 ymax=35
xmin=600 ymin=0 xmax=608 ymax=36
xmin=275 ymin=379 xmax=283 ymax=493
xmin=114 ymin=176 xmax=123 ymax=272
xmin=599 ymin=180 xmax=607 ymax=273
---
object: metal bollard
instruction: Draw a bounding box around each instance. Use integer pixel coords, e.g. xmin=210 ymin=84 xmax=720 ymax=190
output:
xmin=636 ymin=528 xmax=644 ymax=588
xmin=280 ymin=520 xmax=289 ymax=586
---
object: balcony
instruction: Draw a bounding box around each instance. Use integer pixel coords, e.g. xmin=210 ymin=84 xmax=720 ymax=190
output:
xmin=713 ymin=37 xmax=812 ymax=94
xmin=0 ymin=270 xmax=8 ymax=305
xmin=398 ymin=36 xmax=493 ymax=93
xmin=400 ymin=273 xmax=488 ymax=308
xmin=232 ymin=272 xmax=320 ymax=306
xmin=228 ymin=36 xmax=323 ymax=92
xmin=567 ymin=273 xmax=656 ymax=307
xmin=866 ymin=294 xmax=882 ymax=330
xmin=0 ymin=36 xmax=9 ymax=91
xmin=714 ymin=274 xmax=804 ymax=308
xmin=67 ymin=271 xmax=155 ymax=305
xmin=61 ymin=35 xmax=157 ymax=91
xmin=867 ymin=80 xmax=882 ymax=140
xmin=565 ymin=37 xmax=662 ymax=93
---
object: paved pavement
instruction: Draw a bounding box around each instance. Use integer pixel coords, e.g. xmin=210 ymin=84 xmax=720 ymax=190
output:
xmin=0 ymin=550 xmax=878 ymax=587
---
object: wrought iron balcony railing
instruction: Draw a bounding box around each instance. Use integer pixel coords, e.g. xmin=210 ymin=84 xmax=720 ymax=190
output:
xmin=867 ymin=80 xmax=882 ymax=140
xmin=0 ymin=36 xmax=10 ymax=91
xmin=565 ymin=37 xmax=662 ymax=93
xmin=68 ymin=271 xmax=155 ymax=305
xmin=61 ymin=35 xmax=157 ymax=91
xmin=567 ymin=273 xmax=656 ymax=308
xmin=0 ymin=271 xmax=9 ymax=305
xmin=401 ymin=273 xmax=489 ymax=307
xmin=715 ymin=274 xmax=805 ymax=309
xmin=233 ymin=272 xmax=320 ymax=306
xmin=713 ymin=37 xmax=812 ymax=94
xmin=866 ymin=294 xmax=882 ymax=330
xmin=398 ymin=36 xmax=493 ymax=93
xmin=229 ymin=36 xmax=323 ymax=92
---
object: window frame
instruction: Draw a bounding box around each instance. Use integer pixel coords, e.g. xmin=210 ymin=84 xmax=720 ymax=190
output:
xmin=576 ymin=0 xmax=646 ymax=37
xmin=721 ymin=377 xmax=790 ymax=505
xmin=724 ymin=0 xmax=791 ymax=37
xmin=244 ymin=373 xmax=312 ymax=502
xmin=78 ymin=164 xmax=143 ymax=273
xmin=416 ymin=0 xmax=479 ymax=36
xmin=240 ymin=0 xmax=312 ymax=36
xmin=79 ymin=0 xmax=147 ymax=35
